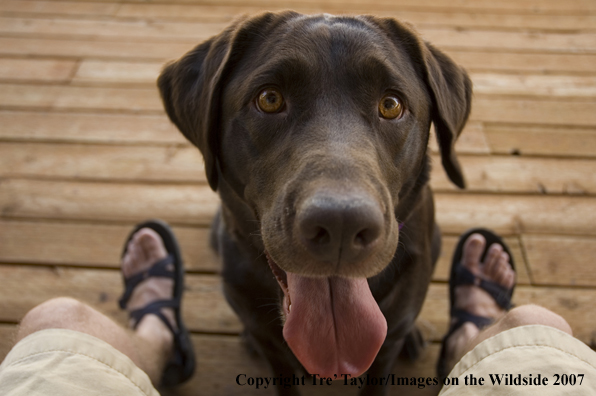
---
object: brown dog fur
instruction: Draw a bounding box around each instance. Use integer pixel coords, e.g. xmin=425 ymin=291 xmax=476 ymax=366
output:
xmin=158 ymin=12 xmax=471 ymax=395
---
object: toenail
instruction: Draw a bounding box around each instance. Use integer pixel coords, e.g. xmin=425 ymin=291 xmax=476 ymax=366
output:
xmin=470 ymin=239 xmax=482 ymax=247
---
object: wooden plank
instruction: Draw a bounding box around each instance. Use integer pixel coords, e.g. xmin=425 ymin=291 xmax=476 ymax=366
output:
xmin=523 ymin=234 xmax=596 ymax=287
xmin=0 ymin=58 xmax=76 ymax=82
xmin=116 ymin=3 xmax=247 ymax=22
xmin=0 ymin=37 xmax=194 ymax=60
xmin=117 ymin=4 xmax=596 ymax=31
xmin=0 ymin=111 xmax=186 ymax=144
xmin=420 ymin=283 xmax=596 ymax=345
xmin=0 ymin=142 xmax=205 ymax=182
xmin=434 ymin=193 xmax=596 ymax=236
xmin=448 ymin=50 xmax=596 ymax=74
xmin=111 ymin=0 xmax=596 ymax=14
xmin=2 ymin=179 xmax=596 ymax=235
xmin=430 ymin=155 xmax=596 ymax=194
xmin=484 ymin=124 xmax=596 ymax=158
xmin=0 ymin=265 xmax=241 ymax=334
xmin=0 ymin=220 xmax=219 ymax=272
xmin=471 ymin=97 xmax=596 ymax=127
xmin=0 ymin=179 xmax=220 ymax=226
xmin=3 ymin=15 xmax=596 ymax=46
xmin=0 ymin=83 xmax=163 ymax=112
xmin=0 ymin=0 xmax=118 ymax=17
xmin=433 ymin=235 xmax=531 ymax=285
xmin=421 ymin=28 xmax=596 ymax=54
xmin=429 ymin=122 xmax=491 ymax=155
xmin=471 ymin=73 xmax=596 ymax=98
xmin=3 ymin=16 xmax=596 ymax=54
xmin=0 ymin=17 xmax=227 ymax=43
xmin=507 ymin=286 xmax=596 ymax=345
xmin=74 ymin=60 xmax=164 ymax=84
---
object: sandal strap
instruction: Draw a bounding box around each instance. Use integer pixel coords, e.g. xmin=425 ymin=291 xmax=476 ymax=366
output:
xmin=129 ymin=299 xmax=180 ymax=332
xmin=118 ymin=254 xmax=175 ymax=309
xmin=450 ymin=309 xmax=494 ymax=333
xmin=454 ymin=264 xmax=513 ymax=310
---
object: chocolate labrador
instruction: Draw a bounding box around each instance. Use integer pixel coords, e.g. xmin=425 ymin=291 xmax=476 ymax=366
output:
xmin=158 ymin=11 xmax=471 ymax=395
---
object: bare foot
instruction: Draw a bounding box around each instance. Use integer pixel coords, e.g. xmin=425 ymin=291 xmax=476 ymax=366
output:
xmin=444 ymin=233 xmax=515 ymax=370
xmin=121 ymin=228 xmax=175 ymax=348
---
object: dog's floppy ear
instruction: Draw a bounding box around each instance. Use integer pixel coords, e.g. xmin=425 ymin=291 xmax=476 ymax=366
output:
xmin=158 ymin=11 xmax=299 ymax=191
xmin=365 ymin=17 xmax=472 ymax=189
xmin=158 ymin=36 xmax=226 ymax=191
xmin=422 ymin=43 xmax=472 ymax=189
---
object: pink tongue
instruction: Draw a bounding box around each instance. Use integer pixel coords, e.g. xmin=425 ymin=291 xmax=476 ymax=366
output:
xmin=283 ymin=274 xmax=387 ymax=378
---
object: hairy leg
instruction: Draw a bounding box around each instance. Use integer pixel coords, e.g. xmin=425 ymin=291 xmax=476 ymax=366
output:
xmin=15 ymin=228 xmax=176 ymax=384
xmin=443 ymin=233 xmax=572 ymax=372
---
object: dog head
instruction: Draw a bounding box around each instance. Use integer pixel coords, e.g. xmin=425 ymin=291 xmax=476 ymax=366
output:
xmin=159 ymin=11 xmax=471 ymax=377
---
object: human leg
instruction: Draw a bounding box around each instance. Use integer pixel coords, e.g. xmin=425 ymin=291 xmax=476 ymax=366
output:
xmin=439 ymin=230 xmax=573 ymax=376
xmin=12 ymin=225 xmax=189 ymax=385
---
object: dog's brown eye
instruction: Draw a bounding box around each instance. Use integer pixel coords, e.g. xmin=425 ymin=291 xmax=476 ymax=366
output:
xmin=257 ymin=88 xmax=284 ymax=113
xmin=378 ymin=94 xmax=403 ymax=120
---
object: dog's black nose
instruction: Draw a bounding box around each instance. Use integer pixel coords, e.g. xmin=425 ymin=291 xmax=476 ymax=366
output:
xmin=296 ymin=192 xmax=384 ymax=264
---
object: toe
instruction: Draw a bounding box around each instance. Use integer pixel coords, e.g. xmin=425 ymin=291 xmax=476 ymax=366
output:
xmin=122 ymin=254 xmax=131 ymax=277
xmin=500 ymin=251 xmax=510 ymax=266
xmin=462 ymin=233 xmax=486 ymax=273
xmin=123 ymin=229 xmax=168 ymax=276
xmin=494 ymin=261 xmax=508 ymax=285
xmin=134 ymin=233 xmax=149 ymax=263
xmin=484 ymin=243 xmax=503 ymax=277
xmin=497 ymin=253 xmax=514 ymax=288
xmin=137 ymin=229 xmax=167 ymax=263
xmin=122 ymin=238 xmax=141 ymax=277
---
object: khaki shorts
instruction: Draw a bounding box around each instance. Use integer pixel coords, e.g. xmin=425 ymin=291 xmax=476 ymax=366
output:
xmin=2 ymin=325 xmax=596 ymax=395
xmin=0 ymin=328 xmax=159 ymax=396
xmin=439 ymin=325 xmax=596 ymax=395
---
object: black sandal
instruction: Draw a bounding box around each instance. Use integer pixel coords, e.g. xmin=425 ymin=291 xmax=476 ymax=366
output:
xmin=436 ymin=228 xmax=516 ymax=380
xmin=119 ymin=219 xmax=196 ymax=386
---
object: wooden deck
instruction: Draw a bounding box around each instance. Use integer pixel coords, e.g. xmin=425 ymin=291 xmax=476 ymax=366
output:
xmin=1 ymin=0 xmax=595 ymax=395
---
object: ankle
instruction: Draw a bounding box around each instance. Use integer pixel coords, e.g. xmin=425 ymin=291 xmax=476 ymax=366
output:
xmin=136 ymin=315 xmax=175 ymax=355
xmin=446 ymin=322 xmax=479 ymax=369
